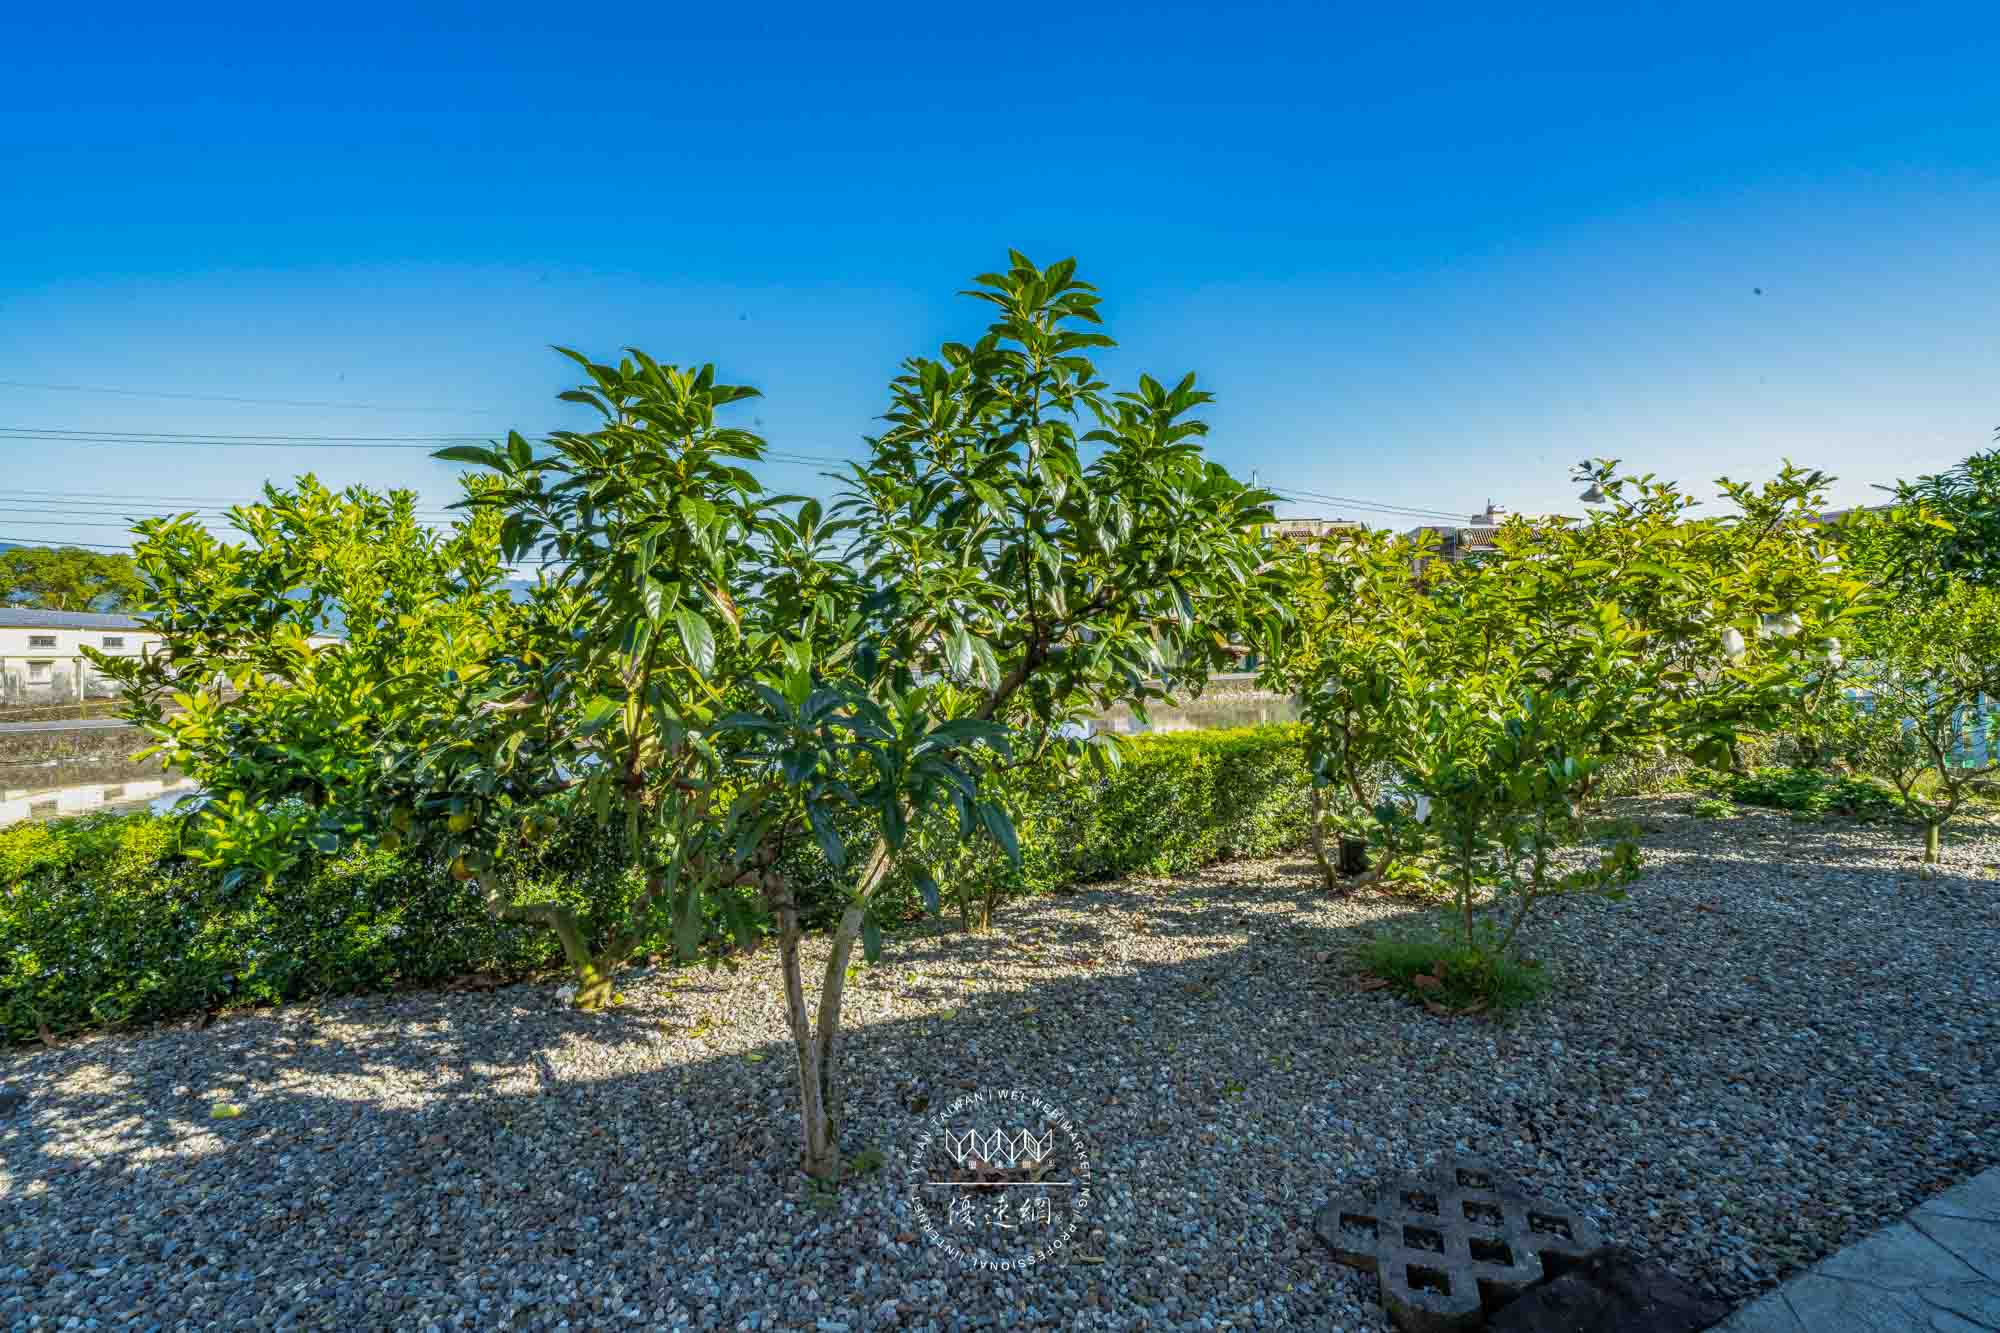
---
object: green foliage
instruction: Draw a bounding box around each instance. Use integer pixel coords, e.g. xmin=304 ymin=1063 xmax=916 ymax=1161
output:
xmin=1689 ymin=797 xmax=1736 ymax=818
xmin=88 ymin=477 xmax=520 ymax=892
xmin=89 ymin=254 xmax=1289 ymax=1180
xmin=1359 ymin=927 xmax=1549 ymax=1013
xmin=0 ymin=545 xmax=145 ymax=611
xmin=1262 ymin=458 xmax=1863 ymax=999
xmin=1692 ymin=766 xmax=1902 ymax=820
xmin=1586 ymin=816 xmax=1646 ymax=842
xmin=1844 ymin=577 xmax=2000 ymax=859
xmin=884 ymin=725 xmax=1310 ymax=929
xmin=0 ymin=810 xmax=646 ymax=1042
xmin=1842 ymin=434 xmax=2000 ymax=595
xmin=1 ymin=725 xmax=1308 ymax=1042
xmin=1592 ymin=749 xmax=1696 ymax=798
xmin=1257 ymin=527 xmax=1426 ymax=889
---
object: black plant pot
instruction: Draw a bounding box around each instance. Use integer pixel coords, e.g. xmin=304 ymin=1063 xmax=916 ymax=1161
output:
xmin=1337 ymin=834 xmax=1370 ymax=877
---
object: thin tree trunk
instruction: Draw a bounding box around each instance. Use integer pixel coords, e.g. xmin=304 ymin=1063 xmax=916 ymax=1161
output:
xmin=1306 ymin=786 xmax=1339 ymax=891
xmin=774 ymin=891 xmax=839 ymax=1178
xmin=478 ymin=867 xmax=667 ymax=1010
xmin=781 ymin=658 xmax=1037 ymax=1180
xmin=783 ymin=843 xmax=897 ymax=1180
xmin=1925 ymin=820 xmax=1941 ymax=863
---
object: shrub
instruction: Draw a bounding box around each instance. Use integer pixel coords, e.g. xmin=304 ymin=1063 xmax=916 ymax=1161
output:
xmin=1694 ymin=766 xmax=1902 ymax=820
xmin=0 ymin=810 xmax=646 ymax=1043
xmin=1360 ymin=926 xmax=1548 ymax=1013
xmin=1593 ymin=749 xmax=1696 ymax=799
xmin=1690 ymin=797 xmax=1735 ymax=818
xmin=886 ymin=725 xmax=1310 ymax=930
xmin=2 ymin=724 xmax=1308 ymax=1042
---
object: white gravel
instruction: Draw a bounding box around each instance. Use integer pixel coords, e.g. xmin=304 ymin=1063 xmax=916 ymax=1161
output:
xmin=3 ymin=796 xmax=1995 ymax=1331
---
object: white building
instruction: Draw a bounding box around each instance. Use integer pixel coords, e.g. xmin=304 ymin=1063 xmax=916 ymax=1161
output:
xmin=0 ymin=609 xmax=165 ymax=703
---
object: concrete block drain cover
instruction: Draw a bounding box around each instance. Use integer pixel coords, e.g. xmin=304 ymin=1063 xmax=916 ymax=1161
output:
xmin=1312 ymin=1158 xmax=1603 ymax=1333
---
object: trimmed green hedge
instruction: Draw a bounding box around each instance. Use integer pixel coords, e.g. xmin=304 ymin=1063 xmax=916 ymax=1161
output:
xmin=944 ymin=723 xmax=1308 ymax=911
xmin=2 ymin=724 xmax=1308 ymax=1041
xmin=0 ymin=815 xmax=647 ymax=1042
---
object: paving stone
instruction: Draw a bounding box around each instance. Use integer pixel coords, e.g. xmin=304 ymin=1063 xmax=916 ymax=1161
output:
xmin=1714 ymin=1169 xmax=2000 ymax=1333
xmin=1312 ymin=1157 xmax=1603 ymax=1333
xmin=1779 ymin=1274 xmax=1998 ymax=1333
xmin=1711 ymin=1290 xmax=1807 ymax=1333
xmin=1908 ymin=1214 xmax=2000 ymax=1284
xmin=1921 ymin=1280 xmax=2000 ymax=1328
xmin=1814 ymin=1222 xmax=1987 ymax=1290
xmin=1920 ymin=1174 xmax=2000 ymax=1226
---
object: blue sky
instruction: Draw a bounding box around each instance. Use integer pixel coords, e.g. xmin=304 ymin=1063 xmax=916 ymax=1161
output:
xmin=1 ymin=1 xmax=1995 ymax=548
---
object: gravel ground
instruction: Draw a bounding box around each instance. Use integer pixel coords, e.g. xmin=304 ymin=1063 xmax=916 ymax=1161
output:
xmin=4 ymin=796 xmax=1996 ymax=1331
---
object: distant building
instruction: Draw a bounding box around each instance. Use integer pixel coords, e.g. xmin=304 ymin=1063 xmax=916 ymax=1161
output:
xmin=1404 ymin=501 xmax=1575 ymax=574
xmin=0 ymin=609 xmax=163 ymax=704
xmin=1259 ymin=517 xmax=1366 ymax=547
xmin=0 ymin=607 xmax=340 ymax=704
xmin=1814 ymin=503 xmax=1895 ymax=524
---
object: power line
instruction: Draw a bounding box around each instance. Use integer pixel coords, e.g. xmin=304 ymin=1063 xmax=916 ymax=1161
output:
xmin=0 ymin=506 xmax=460 ymax=525
xmin=0 ymin=427 xmax=488 ymax=442
xmin=0 ymin=379 xmax=505 ymax=415
xmin=0 ymin=431 xmax=451 ymax=451
xmin=1266 ymin=486 xmax=1468 ymax=522
xmin=0 ymin=534 xmax=130 ymax=551
xmin=4 ymin=486 xmax=464 ymax=507
xmin=5 ymin=486 xmax=378 ymax=506
xmin=0 ymin=428 xmax=853 ymax=466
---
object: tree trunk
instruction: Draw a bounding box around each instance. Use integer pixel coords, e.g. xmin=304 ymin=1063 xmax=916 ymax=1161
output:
xmin=476 ymin=867 xmax=668 ymax=1011
xmin=1306 ymin=786 xmax=1339 ymax=891
xmin=775 ymin=893 xmax=840 ymax=1179
xmin=1925 ymin=820 xmax=1941 ymax=864
xmin=478 ymin=873 xmax=618 ymax=1008
xmin=774 ymin=841 xmax=895 ymax=1182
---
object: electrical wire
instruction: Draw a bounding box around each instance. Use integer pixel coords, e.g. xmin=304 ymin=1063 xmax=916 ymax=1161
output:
xmin=0 ymin=428 xmax=853 ymax=467
xmin=1266 ymin=486 xmax=1469 ymax=522
xmin=0 ymin=534 xmax=129 ymax=551
xmin=0 ymin=379 xmax=502 ymax=414
xmin=0 ymin=428 xmax=488 ymax=442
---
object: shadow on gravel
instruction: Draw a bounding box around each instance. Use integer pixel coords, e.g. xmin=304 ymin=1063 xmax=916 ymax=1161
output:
xmin=0 ymin=865 xmax=1447 ymax=1325
xmin=2 ymin=829 xmax=1995 ymax=1328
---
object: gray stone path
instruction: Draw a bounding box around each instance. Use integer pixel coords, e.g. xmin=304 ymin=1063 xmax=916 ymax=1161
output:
xmin=1716 ymin=1167 xmax=2000 ymax=1332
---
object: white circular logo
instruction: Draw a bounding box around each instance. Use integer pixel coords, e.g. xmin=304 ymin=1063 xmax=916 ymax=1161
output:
xmin=907 ymin=1087 xmax=1094 ymax=1271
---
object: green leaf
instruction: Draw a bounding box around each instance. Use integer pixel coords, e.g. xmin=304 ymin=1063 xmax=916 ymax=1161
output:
xmin=578 ymin=695 xmax=621 ymax=736
xmin=431 ymin=444 xmax=507 ymax=469
xmin=977 ymin=801 xmax=1020 ymax=867
xmin=675 ymin=609 xmax=717 ymax=675
xmin=808 ymin=802 xmax=846 ymax=869
xmin=968 ymin=636 xmax=1001 ymax=690
xmin=946 ymin=627 xmax=975 ymax=679
xmin=861 ymin=919 xmax=882 ymax=964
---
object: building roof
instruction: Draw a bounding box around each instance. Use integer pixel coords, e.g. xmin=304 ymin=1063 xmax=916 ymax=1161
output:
xmin=0 ymin=608 xmax=148 ymax=630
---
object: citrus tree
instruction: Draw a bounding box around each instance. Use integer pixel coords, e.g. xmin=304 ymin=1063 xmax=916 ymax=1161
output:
xmin=1256 ymin=526 xmax=1429 ymax=889
xmin=89 ymin=477 xmax=524 ymax=891
xmin=1848 ymin=433 xmax=2000 ymax=595
xmin=1268 ymin=461 xmax=1866 ymax=972
xmin=1848 ymin=578 xmax=2000 ymax=863
xmin=1406 ymin=461 xmax=1865 ymax=943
